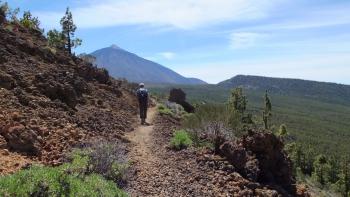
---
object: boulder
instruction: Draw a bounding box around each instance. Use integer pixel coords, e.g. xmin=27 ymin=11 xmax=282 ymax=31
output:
xmin=0 ymin=124 xmax=41 ymax=155
xmin=242 ymin=131 xmax=295 ymax=191
xmin=168 ymin=88 xmax=195 ymax=113
xmin=218 ymin=130 xmax=295 ymax=193
xmin=169 ymin=88 xmax=186 ymax=103
xmin=0 ymin=71 xmax=15 ymax=89
xmin=219 ymin=141 xmax=260 ymax=181
xmin=34 ymin=78 xmax=78 ymax=108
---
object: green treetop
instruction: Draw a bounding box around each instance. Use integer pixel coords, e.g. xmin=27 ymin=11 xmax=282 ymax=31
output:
xmin=60 ymin=7 xmax=81 ymax=54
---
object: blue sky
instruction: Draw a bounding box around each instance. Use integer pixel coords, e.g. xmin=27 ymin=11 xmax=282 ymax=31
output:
xmin=6 ymin=0 xmax=350 ymax=84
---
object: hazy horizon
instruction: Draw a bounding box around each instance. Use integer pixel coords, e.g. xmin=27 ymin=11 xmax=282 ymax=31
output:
xmin=7 ymin=0 xmax=350 ymax=84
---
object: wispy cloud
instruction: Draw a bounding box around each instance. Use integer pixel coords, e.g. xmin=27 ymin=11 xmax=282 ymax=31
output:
xmin=34 ymin=0 xmax=277 ymax=29
xmin=230 ymin=32 xmax=266 ymax=49
xmin=234 ymin=3 xmax=350 ymax=32
xmin=158 ymin=52 xmax=176 ymax=60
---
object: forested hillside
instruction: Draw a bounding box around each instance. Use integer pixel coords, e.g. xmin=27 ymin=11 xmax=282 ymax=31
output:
xmin=219 ymin=75 xmax=350 ymax=105
xmin=150 ymin=76 xmax=350 ymax=156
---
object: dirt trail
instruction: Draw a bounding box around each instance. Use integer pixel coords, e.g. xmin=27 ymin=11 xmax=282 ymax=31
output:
xmin=126 ymin=107 xmax=158 ymax=166
xmin=125 ymin=107 xmax=216 ymax=197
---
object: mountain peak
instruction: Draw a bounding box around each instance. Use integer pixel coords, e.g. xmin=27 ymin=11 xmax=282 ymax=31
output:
xmin=110 ymin=44 xmax=123 ymax=50
xmin=91 ymin=46 xmax=207 ymax=85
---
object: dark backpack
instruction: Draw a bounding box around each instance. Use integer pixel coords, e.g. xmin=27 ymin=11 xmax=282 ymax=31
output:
xmin=137 ymin=89 xmax=148 ymax=100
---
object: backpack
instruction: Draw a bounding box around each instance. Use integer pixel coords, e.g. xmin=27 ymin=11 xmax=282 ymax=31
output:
xmin=137 ymin=88 xmax=148 ymax=100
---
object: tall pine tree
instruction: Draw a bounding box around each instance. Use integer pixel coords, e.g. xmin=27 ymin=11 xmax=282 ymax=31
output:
xmin=60 ymin=7 xmax=81 ymax=54
xmin=228 ymin=87 xmax=247 ymax=115
xmin=338 ymin=158 xmax=350 ymax=197
xmin=263 ymin=90 xmax=272 ymax=129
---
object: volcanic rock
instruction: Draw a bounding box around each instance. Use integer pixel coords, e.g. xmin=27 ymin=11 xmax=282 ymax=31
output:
xmin=168 ymin=88 xmax=194 ymax=113
xmin=0 ymin=21 xmax=138 ymax=171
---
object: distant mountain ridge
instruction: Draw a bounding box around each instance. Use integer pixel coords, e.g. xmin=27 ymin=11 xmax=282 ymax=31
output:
xmin=218 ymin=75 xmax=350 ymax=105
xmin=91 ymin=45 xmax=206 ymax=85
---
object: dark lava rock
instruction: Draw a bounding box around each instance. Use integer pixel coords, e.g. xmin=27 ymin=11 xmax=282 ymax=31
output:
xmin=168 ymin=88 xmax=195 ymax=113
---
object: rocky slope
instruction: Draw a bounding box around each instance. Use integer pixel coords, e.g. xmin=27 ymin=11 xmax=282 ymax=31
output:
xmin=0 ymin=23 xmax=138 ymax=174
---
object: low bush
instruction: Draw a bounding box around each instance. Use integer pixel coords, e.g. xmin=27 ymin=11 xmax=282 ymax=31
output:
xmin=183 ymin=103 xmax=240 ymax=131
xmin=158 ymin=104 xmax=174 ymax=116
xmin=182 ymin=104 xmax=241 ymax=150
xmin=170 ymin=130 xmax=193 ymax=150
xmin=19 ymin=11 xmax=42 ymax=32
xmin=85 ymin=139 xmax=129 ymax=187
xmin=0 ymin=151 xmax=127 ymax=196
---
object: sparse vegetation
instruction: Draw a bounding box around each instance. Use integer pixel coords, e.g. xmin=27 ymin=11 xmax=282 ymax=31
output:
xmin=170 ymin=130 xmax=193 ymax=150
xmin=0 ymin=150 xmax=127 ymax=196
xmin=158 ymin=104 xmax=174 ymax=116
xmin=84 ymin=140 xmax=130 ymax=187
xmin=19 ymin=11 xmax=42 ymax=32
xmin=0 ymin=139 xmax=130 ymax=196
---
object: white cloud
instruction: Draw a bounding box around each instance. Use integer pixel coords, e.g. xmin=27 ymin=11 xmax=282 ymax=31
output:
xmin=235 ymin=3 xmax=350 ymax=32
xmin=230 ymin=32 xmax=266 ymax=49
xmin=34 ymin=0 xmax=277 ymax=29
xmin=158 ymin=52 xmax=176 ymax=60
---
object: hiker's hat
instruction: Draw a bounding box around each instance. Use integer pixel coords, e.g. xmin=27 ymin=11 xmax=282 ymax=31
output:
xmin=139 ymin=83 xmax=145 ymax=87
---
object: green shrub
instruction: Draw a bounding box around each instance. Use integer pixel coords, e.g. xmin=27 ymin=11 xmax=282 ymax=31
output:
xmin=19 ymin=11 xmax=42 ymax=32
xmin=47 ymin=29 xmax=66 ymax=49
xmin=183 ymin=103 xmax=240 ymax=131
xmin=158 ymin=104 xmax=174 ymax=116
xmin=170 ymin=130 xmax=193 ymax=150
xmin=0 ymin=152 xmax=127 ymax=197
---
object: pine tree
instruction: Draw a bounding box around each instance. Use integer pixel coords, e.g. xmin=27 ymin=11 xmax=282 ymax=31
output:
xmin=345 ymin=159 xmax=350 ymax=197
xmin=0 ymin=1 xmax=6 ymax=24
xmin=312 ymin=154 xmax=329 ymax=185
xmin=327 ymin=156 xmax=340 ymax=184
xmin=9 ymin=7 xmax=19 ymax=23
xmin=262 ymin=90 xmax=272 ymax=129
xmin=228 ymin=88 xmax=252 ymax=124
xmin=278 ymin=124 xmax=288 ymax=137
xmin=338 ymin=158 xmax=350 ymax=197
xmin=0 ymin=1 xmax=20 ymax=22
xmin=228 ymin=87 xmax=247 ymax=115
xmin=0 ymin=1 xmax=7 ymax=16
xmin=60 ymin=7 xmax=81 ymax=54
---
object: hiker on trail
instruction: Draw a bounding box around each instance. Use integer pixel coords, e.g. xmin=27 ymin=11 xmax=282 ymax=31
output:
xmin=136 ymin=83 xmax=149 ymax=125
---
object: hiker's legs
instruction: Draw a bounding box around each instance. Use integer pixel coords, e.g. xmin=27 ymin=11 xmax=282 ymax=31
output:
xmin=139 ymin=102 xmax=147 ymax=124
xmin=139 ymin=104 xmax=144 ymax=124
xmin=143 ymin=105 xmax=148 ymax=120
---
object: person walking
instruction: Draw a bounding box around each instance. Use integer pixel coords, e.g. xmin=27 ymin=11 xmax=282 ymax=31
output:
xmin=136 ymin=83 xmax=149 ymax=125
